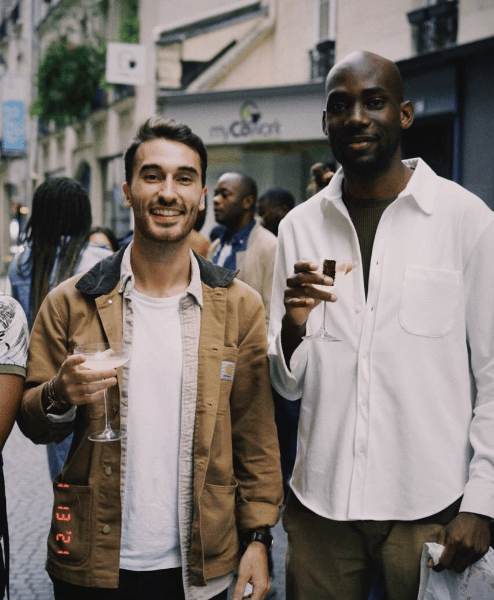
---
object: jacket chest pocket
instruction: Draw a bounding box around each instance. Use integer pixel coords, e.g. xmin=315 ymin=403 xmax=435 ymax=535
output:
xmin=399 ymin=265 xmax=461 ymax=337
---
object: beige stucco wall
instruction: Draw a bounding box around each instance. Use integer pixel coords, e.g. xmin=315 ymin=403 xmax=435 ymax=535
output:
xmin=209 ymin=0 xmax=418 ymax=90
xmin=335 ymin=0 xmax=415 ymax=62
xmin=207 ymin=29 xmax=277 ymax=89
xmin=207 ymin=0 xmax=494 ymax=90
xmin=183 ymin=18 xmax=262 ymax=61
xmin=458 ymin=0 xmax=494 ymax=44
xmin=200 ymin=0 xmax=320 ymax=89
xmin=151 ymin=0 xmax=242 ymax=32
xmin=270 ymin=0 xmax=320 ymax=84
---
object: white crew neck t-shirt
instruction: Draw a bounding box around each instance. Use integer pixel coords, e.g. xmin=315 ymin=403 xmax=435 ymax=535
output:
xmin=120 ymin=288 xmax=183 ymax=570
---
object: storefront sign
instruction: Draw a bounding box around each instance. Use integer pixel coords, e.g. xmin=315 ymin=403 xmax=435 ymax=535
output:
xmin=209 ymin=100 xmax=281 ymax=142
xmin=106 ymin=42 xmax=146 ymax=86
xmin=162 ymin=83 xmax=326 ymax=145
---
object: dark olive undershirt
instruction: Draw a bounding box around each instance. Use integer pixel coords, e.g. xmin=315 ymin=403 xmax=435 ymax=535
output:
xmin=342 ymin=188 xmax=396 ymax=297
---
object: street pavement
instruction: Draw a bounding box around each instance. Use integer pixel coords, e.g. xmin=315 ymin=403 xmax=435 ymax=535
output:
xmin=3 ymin=423 xmax=54 ymax=599
xmin=2 ymin=423 xmax=288 ymax=600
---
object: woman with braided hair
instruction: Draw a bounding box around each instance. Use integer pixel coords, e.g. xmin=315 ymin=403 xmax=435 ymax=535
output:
xmin=9 ymin=177 xmax=112 ymax=479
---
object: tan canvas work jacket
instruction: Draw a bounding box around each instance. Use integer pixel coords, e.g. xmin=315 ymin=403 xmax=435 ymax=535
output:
xmin=19 ymin=249 xmax=283 ymax=590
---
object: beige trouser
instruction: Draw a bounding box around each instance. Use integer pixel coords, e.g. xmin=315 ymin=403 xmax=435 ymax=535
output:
xmin=283 ymin=492 xmax=460 ymax=600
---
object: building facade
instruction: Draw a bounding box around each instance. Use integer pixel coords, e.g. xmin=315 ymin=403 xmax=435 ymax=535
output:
xmin=1 ymin=0 xmax=493 ymax=260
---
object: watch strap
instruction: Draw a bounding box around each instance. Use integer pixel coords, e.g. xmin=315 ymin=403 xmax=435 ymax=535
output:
xmin=242 ymin=530 xmax=273 ymax=550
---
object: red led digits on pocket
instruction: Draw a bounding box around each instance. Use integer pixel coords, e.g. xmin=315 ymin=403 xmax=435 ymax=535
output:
xmin=56 ymin=485 xmax=72 ymax=556
xmin=56 ymin=506 xmax=71 ymax=522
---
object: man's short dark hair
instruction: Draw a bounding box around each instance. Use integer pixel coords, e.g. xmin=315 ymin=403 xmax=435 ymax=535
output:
xmin=124 ymin=116 xmax=208 ymax=186
xmin=234 ymin=172 xmax=258 ymax=203
xmin=258 ymin=187 xmax=295 ymax=211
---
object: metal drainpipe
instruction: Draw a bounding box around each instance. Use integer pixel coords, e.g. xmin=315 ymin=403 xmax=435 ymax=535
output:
xmin=329 ymin=0 xmax=337 ymax=43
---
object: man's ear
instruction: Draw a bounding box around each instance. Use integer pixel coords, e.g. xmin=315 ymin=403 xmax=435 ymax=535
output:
xmin=123 ymin=182 xmax=132 ymax=207
xmin=400 ymin=100 xmax=414 ymax=131
xmin=322 ymin=110 xmax=328 ymax=135
xmin=242 ymin=194 xmax=255 ymax=212
xmin=199 ymin=186 xmax=207 ymax=211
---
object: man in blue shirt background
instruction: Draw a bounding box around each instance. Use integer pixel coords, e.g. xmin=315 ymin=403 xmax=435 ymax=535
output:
xmin=209 ymin=171 xmax=277 ymax=325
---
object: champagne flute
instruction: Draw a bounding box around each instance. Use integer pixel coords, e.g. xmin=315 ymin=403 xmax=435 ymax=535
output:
xmin=302 ymin=258 xmax=352 ymax=342
xmin=73 ymin=342 xmax=129 ymax=441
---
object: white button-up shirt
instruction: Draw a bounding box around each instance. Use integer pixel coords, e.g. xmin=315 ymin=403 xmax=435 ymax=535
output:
xmin=268 ymin=158 xmax=494 ymax=522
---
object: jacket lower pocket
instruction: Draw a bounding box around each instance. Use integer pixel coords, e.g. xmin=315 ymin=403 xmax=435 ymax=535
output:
xmin=201 ymin=482 xmax=238 ymax=559
xmin=47 ymin=476 xmax=92 ymax=566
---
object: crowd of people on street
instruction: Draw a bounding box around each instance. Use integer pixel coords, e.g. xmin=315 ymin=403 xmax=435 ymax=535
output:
xmin=0 ymin=50 xmax=493 ymax=600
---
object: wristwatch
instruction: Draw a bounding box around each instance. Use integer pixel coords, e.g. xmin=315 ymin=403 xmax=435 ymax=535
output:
xmin=242 ymin=530 xmax=274 ymax=550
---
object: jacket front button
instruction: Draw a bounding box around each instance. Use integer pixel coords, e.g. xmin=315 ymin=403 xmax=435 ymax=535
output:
xmin=104 ymin=467 xmax=112 ymax=475
xmin=102 ymin=525 xmax=111 ymax=534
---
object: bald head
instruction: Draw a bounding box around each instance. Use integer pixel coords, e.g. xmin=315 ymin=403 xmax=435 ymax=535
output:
xmin=322 ymin=50 xmax=414 ymax=179
xmin=326 ymin=51 xmax=404 ymax=104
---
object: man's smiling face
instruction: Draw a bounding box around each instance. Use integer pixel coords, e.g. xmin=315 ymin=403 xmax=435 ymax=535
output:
xmin=123 ymin=138 xmax=206 ymax=246
xmin=322 ymin=53 xmax=412 ymax=176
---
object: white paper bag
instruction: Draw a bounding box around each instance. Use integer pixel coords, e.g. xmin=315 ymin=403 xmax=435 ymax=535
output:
xmin=417 ymin=542 xmax=494 ymax=600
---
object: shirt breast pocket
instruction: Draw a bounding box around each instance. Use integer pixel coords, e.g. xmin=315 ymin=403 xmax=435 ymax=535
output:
xmin=399 ymin=266 xmax=460 ymax=337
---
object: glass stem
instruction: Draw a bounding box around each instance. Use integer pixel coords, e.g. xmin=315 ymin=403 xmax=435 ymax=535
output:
xmin=102 ymin=389 xmax=112 ymax=434
xmin=322 ymin=301 xmax=327 ymax=331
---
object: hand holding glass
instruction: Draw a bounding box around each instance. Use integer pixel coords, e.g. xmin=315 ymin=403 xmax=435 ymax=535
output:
xmin=73 ymin=342 xmax=129 ymax=441
xmin=302 ymin=258 xmax=352 ymax=342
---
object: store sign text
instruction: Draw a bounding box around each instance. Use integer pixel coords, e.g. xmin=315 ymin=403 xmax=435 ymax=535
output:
xmin=210 ymin=119 xmax=281 ymax=142
xmin=209 ymin=100 xmax=281 ymax=142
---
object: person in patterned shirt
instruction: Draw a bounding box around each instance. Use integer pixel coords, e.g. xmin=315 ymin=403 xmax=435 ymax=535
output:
xmin=0 ymin=293 xmax=29 ymax=597
xmin=0 ymin=294 xmax=28 ymax=447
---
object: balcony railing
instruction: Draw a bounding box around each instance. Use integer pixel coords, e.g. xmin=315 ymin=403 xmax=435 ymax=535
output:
xmin=407 ymin=0 xmax=458 ymax=55
xmin=309 ymin=39 xmax=335 ymax=81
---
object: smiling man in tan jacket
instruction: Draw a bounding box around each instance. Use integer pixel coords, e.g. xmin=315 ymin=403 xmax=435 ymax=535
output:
xmin=19 ymin=116 xmax=283 ymax=600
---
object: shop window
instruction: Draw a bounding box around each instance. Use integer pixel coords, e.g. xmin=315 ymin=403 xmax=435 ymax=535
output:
xmin=407 ymin=0 xmax=458 ymax=55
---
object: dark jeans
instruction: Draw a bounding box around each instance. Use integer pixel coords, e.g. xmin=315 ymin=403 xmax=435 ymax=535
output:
xmin=51 ymin=569 xmax=229 ymax=600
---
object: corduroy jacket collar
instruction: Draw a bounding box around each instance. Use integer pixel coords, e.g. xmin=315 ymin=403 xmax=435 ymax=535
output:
xmin=75 ymin=244 xmax=236 ymax=297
